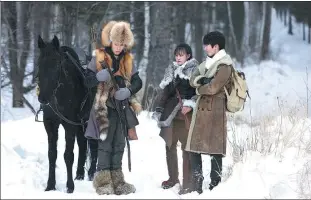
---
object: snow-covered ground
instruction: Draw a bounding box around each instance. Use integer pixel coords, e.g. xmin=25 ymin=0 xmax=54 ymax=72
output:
xmin=1 ymin=8 xmax=311 ymax=199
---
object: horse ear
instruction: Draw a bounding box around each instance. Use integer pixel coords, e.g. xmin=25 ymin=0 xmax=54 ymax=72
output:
xmin=52 ymin=35 xmax=60 ymax=49
xmin=38 ymin=35 xmax=46 ymax=49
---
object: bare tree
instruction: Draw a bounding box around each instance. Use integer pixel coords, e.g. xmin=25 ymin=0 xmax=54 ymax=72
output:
xmin=260 ymin=2 xmax=272 ymax=60
xmin=142 ymin=2 xmax=172 ymax=109
xmin=2 ymin=2 xmax=35 ymax=107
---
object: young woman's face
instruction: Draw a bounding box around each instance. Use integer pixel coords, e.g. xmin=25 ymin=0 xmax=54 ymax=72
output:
xmin=175 ymin=52 xmax=190 ymax=65
xmin=111 ymin=42 xmax=125 ymax=55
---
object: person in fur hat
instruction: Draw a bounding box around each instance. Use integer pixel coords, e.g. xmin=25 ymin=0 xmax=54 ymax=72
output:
xmin=84 ymin=21 xmax=142 ymax=195
xmin=152 ymin=43 xmax=199 ymax=195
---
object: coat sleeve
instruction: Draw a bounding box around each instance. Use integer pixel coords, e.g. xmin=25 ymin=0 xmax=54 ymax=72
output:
xmin=128 ymin=65 xmax=142 ymax=95
xmin=197 ymin=65 xmax=232 ymax=96
xmin=153 ymin=85 xmax=172 ymax=112
xmin=190 ymin=65 xmax=205 ymax=88
xmin=87 ymin=56 xmax=97 ymax=72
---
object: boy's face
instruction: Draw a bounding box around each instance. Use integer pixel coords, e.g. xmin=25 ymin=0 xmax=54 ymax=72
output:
xmin=203 ymin=44 xmax=219 ymax=57
xmin=175 ymin=52 xmax=190 ymax=65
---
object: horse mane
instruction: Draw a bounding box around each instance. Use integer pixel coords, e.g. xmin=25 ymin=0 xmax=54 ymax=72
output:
xmin=60 ymin=46 xmax=85 ymax=88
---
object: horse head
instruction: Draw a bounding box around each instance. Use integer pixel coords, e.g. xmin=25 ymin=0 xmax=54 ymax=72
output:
xmin=37 ymin=35 xmax=64 ymax=104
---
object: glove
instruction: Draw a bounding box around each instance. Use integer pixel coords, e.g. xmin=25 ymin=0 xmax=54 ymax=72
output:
xmin=151 ymin=107 xmax=163 ymax=121
xmin=114 ymin=88 xmax=131 ymax=101
xmin=96 ymin=68 xmax=111 ymax=82
xmin=198 ymin=77 xmax=213 ymax=85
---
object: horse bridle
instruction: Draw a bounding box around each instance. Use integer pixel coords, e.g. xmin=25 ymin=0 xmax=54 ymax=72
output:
xmin=38 ymin=50 xmax=90 ymax=129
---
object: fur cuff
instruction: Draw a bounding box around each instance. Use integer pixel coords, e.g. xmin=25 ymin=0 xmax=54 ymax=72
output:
xmin=192 ymin=75 xmax=205 ymax=87
xmin=182 ymin=99 xmax=196 ymax=109
xmin=159 ymin=79 xmax=171 ymax=89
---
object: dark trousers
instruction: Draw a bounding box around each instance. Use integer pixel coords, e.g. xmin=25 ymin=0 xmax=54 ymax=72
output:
xmin=97 ymin=106 xmax=126 ymax=171
xmin=190 ymin=153 xmax=223 ymax=184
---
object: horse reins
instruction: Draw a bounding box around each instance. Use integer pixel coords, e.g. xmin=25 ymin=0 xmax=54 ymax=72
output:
xmin=36 ymin=50 xmax=91 ymax=130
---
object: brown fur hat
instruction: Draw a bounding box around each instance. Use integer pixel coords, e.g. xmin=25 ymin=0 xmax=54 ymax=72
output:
xmin=101 ymin=21 xmax=134 ymax=49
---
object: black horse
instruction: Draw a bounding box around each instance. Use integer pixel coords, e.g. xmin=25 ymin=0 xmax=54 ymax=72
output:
xmin=37 ymin=35 xmax=97 ymax=193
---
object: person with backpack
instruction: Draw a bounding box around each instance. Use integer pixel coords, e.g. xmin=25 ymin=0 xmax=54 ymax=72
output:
xmin=185 ymin=31 xmax=234 ymax=194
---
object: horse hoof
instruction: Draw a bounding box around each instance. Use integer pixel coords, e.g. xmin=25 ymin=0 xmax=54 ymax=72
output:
xmin=88 ymin=173 xmax=94 ymax=181
xmin=67 ymin=188 xmax=74 ymax=193
xmin=45 ymin=186 xmax=56 ymax=191
xmin=74 ymin=175 xmax=84 ymax=180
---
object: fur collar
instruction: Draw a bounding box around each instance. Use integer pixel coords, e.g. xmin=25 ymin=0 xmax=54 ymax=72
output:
xmin=199 ymin=49 xmax=233 ymax=78
xmin=159 ymin=58 xmax=199 ymax=89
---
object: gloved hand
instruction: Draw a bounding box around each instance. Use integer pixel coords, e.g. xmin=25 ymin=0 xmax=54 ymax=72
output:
xmin=152 ymin=112 xmax=162 ymax=122
xmin=114 ymin=88 xmax=131 ymax=100
xmin=198 ymin=77 xmax=213 ymax=85
xmin=96 ymin=68 xmax=111 ymax=82
xmin=151 ymin=107 xmax=163 ymax=121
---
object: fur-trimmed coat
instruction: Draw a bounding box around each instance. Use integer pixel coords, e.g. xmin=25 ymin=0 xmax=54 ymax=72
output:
xmin=185 ymin=50 xmax=233 ymax=156
xmin=154 ymin=58 xmax=199 ymax=147
xmin=85 ymin=47 xmax=142 ymax=140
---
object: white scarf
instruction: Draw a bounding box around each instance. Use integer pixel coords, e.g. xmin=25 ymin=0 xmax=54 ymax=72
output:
xmin=204 ymin=49 xmax=228 ymax=78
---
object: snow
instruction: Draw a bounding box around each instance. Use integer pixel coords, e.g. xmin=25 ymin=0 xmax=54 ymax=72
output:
xmin=1 ymin=8 xmax=311 ymax=199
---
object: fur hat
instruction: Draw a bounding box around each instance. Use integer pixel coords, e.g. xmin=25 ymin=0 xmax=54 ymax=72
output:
xmin=101 ymin=21 xmax=134 ymax=49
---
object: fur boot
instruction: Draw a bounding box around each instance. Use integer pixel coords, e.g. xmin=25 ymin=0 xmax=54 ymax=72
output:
xmin=111 ymin=169 xmax=136 ymax=195
xmin=93 ymin=170 xmax=115 ymax=195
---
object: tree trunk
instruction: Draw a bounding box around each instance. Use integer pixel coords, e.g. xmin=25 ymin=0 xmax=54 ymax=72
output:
xmin=260 ymin=2 xmax=271 ymax=60
xmin=227 ymin=2 xmax=240 ymax=62
xmin=242 ymin=1 xmax=250 ymax=56
xmin=133 ymin=1 xmax=145 ymax=68
xmin=61 ymin=5 xmax=74 ymax=46
xmin=308 ymin=25 xmax=311 ymax=44
xmin=194 ymin=2 xmax=203 ymax=63
xmin=42 ymin=2 xmax=51 ymax=40
xmin=303 ymin=22 xmax=306 ymax=41
xmin=5 ymin=2 xmax=23 ymax=107
xmin=32 ymin=2 xmax=43 ymax=83
xmin=288 ymin=9 xmax=293 ymax=35
xmin=284 ymin=9 xmax=287 ymax=26
xmin=142 ymin=2 xmax=171 ymax=110
xmin=136 ymin=1 xmax=150 ymax=103
xmin=173 ymin=2 xmax=186 ymax=44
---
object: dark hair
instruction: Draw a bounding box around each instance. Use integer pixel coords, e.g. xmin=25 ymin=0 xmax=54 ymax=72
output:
xmin=202 ymin=31 xmax=225 ymax=50
xmin=174 ymin=43 xmax=193 ymax=60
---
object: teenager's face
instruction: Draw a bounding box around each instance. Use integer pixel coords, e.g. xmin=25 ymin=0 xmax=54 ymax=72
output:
xmin=175 ymin=52 xmax=190 ymax=65
xmin=111 ymin=42 xmax=125 ymax=55
xmin=203 ymin=44 xmax=219 ymax=57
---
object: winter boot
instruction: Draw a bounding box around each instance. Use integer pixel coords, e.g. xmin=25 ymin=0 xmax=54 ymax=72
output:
xmin=209 ymin=179 xmax=221 ymax=191
xmin=178 ymin=151 xmax=195 ymax=195
xmin=93 ymin=170 xmax=115 ymax=195
xmin=111 ymin=169 xmax=136 ymax=195
xmin=162 ymin=145 xmax=179 ymax=189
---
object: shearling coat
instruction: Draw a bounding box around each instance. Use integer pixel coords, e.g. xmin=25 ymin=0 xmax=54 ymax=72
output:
xmin=154 ymin=58 xmax=199 ymax=148
xmin=185 ymin=50 xmax=233 ymax=156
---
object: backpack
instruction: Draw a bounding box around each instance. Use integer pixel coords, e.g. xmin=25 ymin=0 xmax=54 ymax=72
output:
xmin=224 ymin=66 xmax=250 ymax=113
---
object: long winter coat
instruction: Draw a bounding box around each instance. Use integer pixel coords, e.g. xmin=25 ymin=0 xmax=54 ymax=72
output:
xmin=185 ymin=50 xmax=233 ymax=156
xmin=84 ymin=47 xmax=142 ymax=140
xmin=154 ymin=58 xmax=199 ymax=148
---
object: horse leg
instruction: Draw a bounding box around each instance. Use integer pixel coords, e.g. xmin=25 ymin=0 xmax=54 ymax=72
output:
xmin=44 ymin=119 xmax=60 ymax=191
xmin=88 ymin=139 xmax=98 ymax=181
xmin=75 ymin=128 xmax=87 ymax=180
xmin=63 ymin=125 xmax=76 ymax=193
